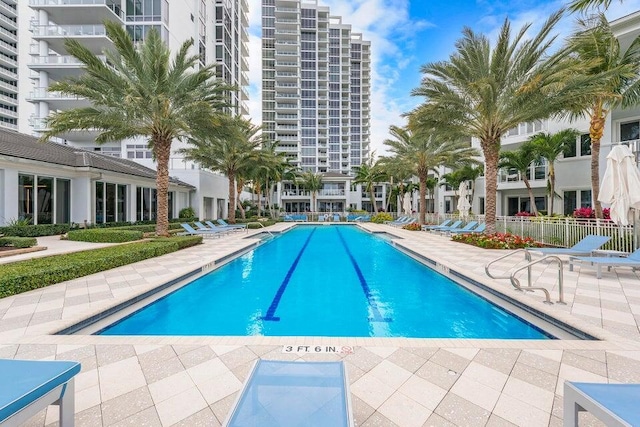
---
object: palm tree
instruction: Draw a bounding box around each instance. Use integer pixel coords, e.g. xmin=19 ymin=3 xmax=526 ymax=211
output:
xmin=40 ymin=22 xmax=229 ymax=236
xmin=378 ymin=156 xmax=412 ymax=212
xmin=565 ymin=14 xmax=640 ymax=217
xmin=411 ymin=10 xmax=601 ymax=233
xmin=529 ymin=129 xmax=580 ymax=216
xmin=425 ymin=177 xmax=438 ymax=213
xmin=180 ymin=116 xmax=261 ymax=224
xmin=568 ymin=0 xmax=621 ymax=12
xmin=353 ymin=156 xmax=387 ymax=213
xmin=383 ymin=125 xmax=479 ymax=224
xmin=499 ymin=142 xmax=540 ymax=215
xmin=297 ymin=172 xmax=323 ymax=213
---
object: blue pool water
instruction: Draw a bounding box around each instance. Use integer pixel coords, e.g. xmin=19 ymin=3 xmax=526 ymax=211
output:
xmin=100 ymin=225 xmax=550 ymax=339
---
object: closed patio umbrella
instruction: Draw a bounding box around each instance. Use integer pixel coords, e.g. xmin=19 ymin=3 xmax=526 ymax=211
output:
xmin=403 ymin=192 xmax=412 ymax=215
xmin=457 ymin=181 xmax=471 ymax=218
xmin=598 ymin=144 xmax=640 ymax=226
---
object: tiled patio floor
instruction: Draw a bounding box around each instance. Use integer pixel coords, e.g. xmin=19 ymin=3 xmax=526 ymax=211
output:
xmin=1 ymin=223 xmax=639 ymax=426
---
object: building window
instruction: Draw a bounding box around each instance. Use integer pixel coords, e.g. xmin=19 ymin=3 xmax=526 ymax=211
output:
xmin=564 ymin=190 xmax=577 ymax=215
xmin=18 ymin=174 xmax=34 ymax=223
xmin=127 ymin=144 xmax=152 ymax=159
xmin=18 ymin=174 xmax=70 ymax=225
xmin=620 ymin=120 xmax=640 ymax=142
xmin=37 ymin=176 xmax=54 ymax=224
xmin=564 ymin=133 xmax=591 ymax=158
xmin=56 ymin=179 xmax=71 ymax=224
xmin=96 ymin=182 xmax=127 ymax=224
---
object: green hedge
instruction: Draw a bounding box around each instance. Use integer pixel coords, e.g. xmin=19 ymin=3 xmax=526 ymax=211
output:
xmin=0 ymin=236 xmax=202 ymax=298
xmin=67 ymin=229 xmax=144 ymax=243
xmin=0 ymin=224 xmax=70 ymax=237
xmin=0 ymin=237 xmax=38 ymax=248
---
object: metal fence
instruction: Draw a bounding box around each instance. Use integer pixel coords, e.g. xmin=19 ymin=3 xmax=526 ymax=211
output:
xmin=422 ymin=213 xmax=638 ymax=252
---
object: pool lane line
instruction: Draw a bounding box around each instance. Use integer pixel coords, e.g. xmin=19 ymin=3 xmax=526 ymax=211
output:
xmin=335 ymin=227 xmax=391 ymax=323
xmin=261 ymin=227 xmax=317 ymax=322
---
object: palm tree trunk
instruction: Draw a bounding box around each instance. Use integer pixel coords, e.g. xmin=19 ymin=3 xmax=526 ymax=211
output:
xmin=369 ymin=186 xmax=377 ymax=213
xmin=590 ymin=106 xmax=606 ymax=218
xmin=549 ymin=164 xmax=555 ymax=216
xmin=154 ymin=137 xmax=171 ymax=237
xmin=419 ymin=175 xmax=427 ymax=225
xmin=385 ymin=177 xmax=394 ymax=211
xmin=228 ymin=172 xmax=236 ymax=224
xmin=236 ymin=182 xmax=245 ymax=220
xmin=483 ymin=142 xmax=500 ymax=234
xmin=523 ymin=178 xmax=538 ymax=215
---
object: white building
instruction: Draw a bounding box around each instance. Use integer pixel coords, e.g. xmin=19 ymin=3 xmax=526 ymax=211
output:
xmin=262 ymin=0 xmax=375 ymax=213
xmin=0 ymin=1 xmax=17 ymax=132
xmin=9 ymin=0 xmax=250 ymax=222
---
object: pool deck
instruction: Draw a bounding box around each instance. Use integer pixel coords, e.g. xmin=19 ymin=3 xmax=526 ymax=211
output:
xmin=1 ymin=223 xmax=640 ymax=426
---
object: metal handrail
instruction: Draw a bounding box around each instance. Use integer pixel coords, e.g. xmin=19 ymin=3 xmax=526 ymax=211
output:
xmin=509 ymin=256 xmax=565 ymax=305
xmin=247 ymin=222 xmax=273 ymax=237
xmin=484 ymin=249 xmax=531 ymax=279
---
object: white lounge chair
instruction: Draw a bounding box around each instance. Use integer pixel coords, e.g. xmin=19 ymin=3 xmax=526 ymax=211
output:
xmin=0 ymin=359 xmax=81 ymax=427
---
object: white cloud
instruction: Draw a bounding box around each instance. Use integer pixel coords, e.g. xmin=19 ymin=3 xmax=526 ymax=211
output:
xmin=245 ymin=0 xmax=432 ymax=155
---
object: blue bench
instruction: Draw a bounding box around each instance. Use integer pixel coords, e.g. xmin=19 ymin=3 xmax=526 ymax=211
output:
xmin=0 ymin=359 xmax=81 ymax=426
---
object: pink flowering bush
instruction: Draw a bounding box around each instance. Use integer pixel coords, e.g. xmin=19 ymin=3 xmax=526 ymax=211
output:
xmin=452 ymin=232 xmax=542 ymax=249
xmin=515 ymin=211 xmax=536 ymax=217
xmin=402 ymin=223 xmax=422 ymax=231
xmin=573 ymin=207 xmax=610 ymax=220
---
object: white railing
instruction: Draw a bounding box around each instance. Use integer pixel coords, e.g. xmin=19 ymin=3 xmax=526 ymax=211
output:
xmin=423 ymin=213 xmax=637 ymax=252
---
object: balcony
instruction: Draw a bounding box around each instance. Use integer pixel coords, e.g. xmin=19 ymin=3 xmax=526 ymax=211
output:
xmin=28 ymin=54 xmax=108 ymax=80
xmin=29 ymin=115 xmax=102 ymax=141
xmin=318 ymin=189 xmax=345 ymax=196
xmin=0 ymin=38 xmax=16 ymax=57
xmin=0 ymin=2 xmax=16 ymax=18
xmin=26 ymin=87 xmax=91 ymax=109
xmin=498 ymin=163 xmax=548 ymax=189
xmin=31 ymin=24 xmax=113 ymax=54
xmin=28 ymin=0 xmax=124 ymax=25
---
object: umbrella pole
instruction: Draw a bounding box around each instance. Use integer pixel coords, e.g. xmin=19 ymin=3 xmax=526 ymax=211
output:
xmin=634 ymin=208 xmax=639 ymax=250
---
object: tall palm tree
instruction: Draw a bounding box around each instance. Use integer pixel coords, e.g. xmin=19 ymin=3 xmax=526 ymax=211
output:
xmin=353 ymin=156 xmax=387 ymax=213
xmin=383 ymin=125 xmax=479 ymax=224
xmin=180 ymin=116 xmax=261 ymax=223
xmin=568 ymin=0 xmax=621 ymax=12
xmin=411 ymin=10 xmax=601 ymax=233
xmin=40 ymin=22 xmax=229 ymax=236
xmin=499 ymin=141 xmax=540 ymax=215
xmin=529 ymin=129 xmax=580 ymax=216
xmin=297 ymin=172 xmax=323 ymax=213
xmin=378 ymin=156 xmax=412 ymax=212
xmin=565 ymin=14 xmax=640 ymax=217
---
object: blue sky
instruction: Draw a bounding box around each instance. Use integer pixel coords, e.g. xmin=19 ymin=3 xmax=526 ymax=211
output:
xmin=247 ymin=0 xmax=640 ymax=155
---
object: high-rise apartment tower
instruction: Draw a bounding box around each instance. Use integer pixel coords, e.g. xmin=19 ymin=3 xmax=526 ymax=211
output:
xmin=262 ymin=0 xmax=371 ymax=174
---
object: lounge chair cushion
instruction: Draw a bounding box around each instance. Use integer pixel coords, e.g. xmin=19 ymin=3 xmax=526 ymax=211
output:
xmin=0 ymin=359 xmax=81 ymax=423
xmin=225 ymin=360 xmax=352 ymax=427
xmin=564 ymin=381 xmax=640 ymax=426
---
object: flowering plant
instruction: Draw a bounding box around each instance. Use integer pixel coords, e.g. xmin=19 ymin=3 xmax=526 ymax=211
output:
xmin=573 ymin=207 xmax=611 ymax=220
xmin=402 ymin=223 xmax=422 ymax=231
xmin=515 ymin=211 xmax=536 ymax=217
xmin=452 ymin=232 xmax=542 ymax=249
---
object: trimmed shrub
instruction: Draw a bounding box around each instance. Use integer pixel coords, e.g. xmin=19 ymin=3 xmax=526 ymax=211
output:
xmin=0 ymin=224 xmax=70 ymax=237
xmin=402 ymin=223 xmax=422 ymax=231
xmin=0 ymin=236 xmax=202 ymax=298
xmin=0 ymin=237 xmax=38 ymax=248
xmin=371 ymin=212 xmax=393 ymax=223
xmin=179 ymin=207 xmax=196 ymax=218
xmin=67 ymin=229 xmax=144 ymax=243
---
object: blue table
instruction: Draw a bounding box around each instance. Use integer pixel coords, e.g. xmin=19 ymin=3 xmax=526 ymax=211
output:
xmin=0 ymin=359 xmax=81 ymax=426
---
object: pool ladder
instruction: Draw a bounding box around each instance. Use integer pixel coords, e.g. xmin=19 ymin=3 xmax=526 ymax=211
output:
xmin=485 ymin=249 xmax=565 ymax=305
xmin=247 ymin=222 xmax=274 ymax=237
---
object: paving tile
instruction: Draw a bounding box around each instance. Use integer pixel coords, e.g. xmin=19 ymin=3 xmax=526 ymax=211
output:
xmin=472 ymin=349 xmax=520 ymax=375
xmin=343 ymin=347 xmax=384 ymax=372
xmin=96 ymin=345 xmax=136 ymax=367
xmin=137 ymin=345 xmax=177 ymax=366
xmin=176 ymin=346 xmax=217 ymax=369
xmin=109 ymin=407 xmax=161 ymax=427
xmin=492 ymin=393 xmax=551 ymax=426
xmin=197 ymin=370 xmax=243 ymax=405
xmin=561 ymin=351 xmax=607 ymax=377
xmin=502 ymin=376 xmax=554 ymax=412
xmin=450 ymin=375 xmax=501 ymax=412
xmin=415 ymin=360 xmax=460 ymax=391
xmin=148 ymin=371 xmax=196 ymax=404
xmin=170 ymin=407 xmax=220 ymax=427
xmin=605 ymin=352 xmax=640 ymax=382
xmin=386 ymin=348 xmax=428 ymax=373
xmin=351 ymin=395 xmax=376 ymax=425
xmin=217 ymin=346 xmax=257 ymax=370
xmin=510 ymin=362 xmax=558 ymax=392
xmin=434 ymin=393 xmax=490 ymax=427
xmin=100 ymin=386 xmax=154 ymax=426
xmin=98 ymin=356 xmax=147 ymax=401
xmin=422 ymin=412 xmax=457 ymax=427
xmin=209 ymin=392 xmax=237 ymax=424
xmin=429 ymin=349 xmax=471 ymax=374
xmin=486 ymin=414 xmax=518 ymax=427
xmin=15 ymin=344 xmax=57 ymax=360
xmin=378 ymin=392 xmax=432 ymax=427
xmin=459 ymin=361 xmax=508 ymax=392
xmin=361 ymin=412 xmax=399 ymax=427
xmin=74 ymin=405 xmax=104 ymax=427
xmin=368 ymin=359 xmax=412 ymax=389
xmin=351 ymin=372 xmax=396 ymax=409
xmin=186 ymin=358 xmax=230 ymax=388
xmin=141 ymin=356 xmax=185 ymax=384
xmin=398 ymin=375 xmax=447 ymax=411
xmin=154 ymin=387 xmax=208 ymax=426
xmin=518 ymin=350 xmax=561 ymax=375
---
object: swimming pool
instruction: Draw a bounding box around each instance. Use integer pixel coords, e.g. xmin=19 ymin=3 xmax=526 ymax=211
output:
xmin=99 ymin=225 xmax=550 ymax=339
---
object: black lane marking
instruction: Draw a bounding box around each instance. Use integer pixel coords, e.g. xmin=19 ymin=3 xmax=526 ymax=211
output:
xmin=335 ymin=227 xmax=391 ymax=322
xmin=261 ymin=227 xmax=317 ymax=321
